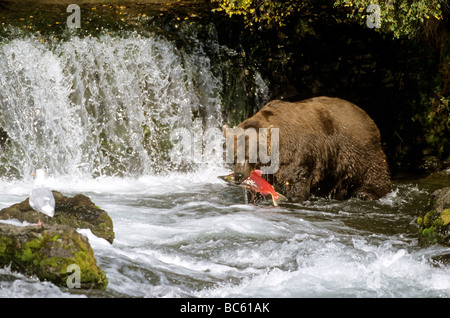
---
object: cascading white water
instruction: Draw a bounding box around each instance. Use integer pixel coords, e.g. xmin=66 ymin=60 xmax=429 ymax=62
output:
xmin=0 ymin=27 xmax=265 ymax=179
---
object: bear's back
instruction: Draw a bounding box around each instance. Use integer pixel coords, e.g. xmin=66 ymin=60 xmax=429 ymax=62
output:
xmin=242 ymin=96 xmax=381 ymax=149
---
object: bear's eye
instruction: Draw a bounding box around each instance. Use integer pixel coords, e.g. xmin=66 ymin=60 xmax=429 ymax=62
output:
xmin=285 ymin=181 xmax=290 ymax=186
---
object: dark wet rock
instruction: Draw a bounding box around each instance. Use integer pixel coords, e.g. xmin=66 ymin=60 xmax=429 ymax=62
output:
xmin=0 ymin=192 xmax=112 ymax=288
xmin=0 ymin=191 xmax=114 ymax=244
xmin=417 ymin=187 xmax=450 ymax=246
xmin=0 ymin=223 xmax=107 ymax=289
xmin=419 ymin=155 xmax=446 ymax=173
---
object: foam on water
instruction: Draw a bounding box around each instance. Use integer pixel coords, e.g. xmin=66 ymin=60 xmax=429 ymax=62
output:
xmin=0 ymin=29 xmax=236 ymax=179
xmin=192 ymin=237 xmax=450 ymax=298
xmin=1 ymin=173 xmax=450 ymax=298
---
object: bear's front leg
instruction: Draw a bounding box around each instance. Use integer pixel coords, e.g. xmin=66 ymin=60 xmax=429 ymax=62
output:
xmin=284 ymin=178 xmax=311 ymax=203
xmin=280 ymin=166 xmax=313 ymax=203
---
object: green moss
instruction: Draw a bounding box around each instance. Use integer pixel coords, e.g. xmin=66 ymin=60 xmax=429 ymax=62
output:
xmin=1 ymin=227 xmax=107 ymax=289
xmin=422 ymin=226 xmax=432 ymax=237
xmin=417 ymin=217 xmax=423 ymax=226
xmin=0 ymin=237 xmax=9 ymax=254
xmin=419 ymin=207 xmax=450 ymax=247
xmin=0 ymin=237 xmax=13 ymax=260
xmin=423 ymin=210 xmax=436 ymax=227
xmin=440 ymin=209 xmax=450 ymax=226
xmin=20 ymin=236 xmax=42 ymax=262
xmin=419 ymin=224 xmax=439 ymax=245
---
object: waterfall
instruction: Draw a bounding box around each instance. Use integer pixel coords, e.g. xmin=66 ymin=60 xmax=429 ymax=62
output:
xmin=0 ymin=25 xmax=270 ymax=179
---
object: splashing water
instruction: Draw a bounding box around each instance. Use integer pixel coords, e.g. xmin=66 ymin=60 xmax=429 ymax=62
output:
xmin=0 ymin=27 xmax=256 ymax=179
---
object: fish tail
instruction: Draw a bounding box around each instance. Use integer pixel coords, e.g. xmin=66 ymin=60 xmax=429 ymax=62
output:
xmin=272 ymin=192 xmax=287 ymax=206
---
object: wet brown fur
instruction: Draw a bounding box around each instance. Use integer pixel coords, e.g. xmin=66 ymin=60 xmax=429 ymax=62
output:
xmin=229 ymin=96 xmax=391 ymax=203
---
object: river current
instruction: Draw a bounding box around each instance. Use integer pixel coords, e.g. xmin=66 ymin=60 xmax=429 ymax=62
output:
xmin=1 ymin=170 xmax=450 ymax=297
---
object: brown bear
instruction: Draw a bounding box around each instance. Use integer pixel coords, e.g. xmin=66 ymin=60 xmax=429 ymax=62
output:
xmin=224 ymin=96 xmax=391 ymax=203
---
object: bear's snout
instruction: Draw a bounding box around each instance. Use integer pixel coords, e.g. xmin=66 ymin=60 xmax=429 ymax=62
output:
xmin=234 ymin=172 xmax=244 ymax=182
xmin=234 ymin=161 xmax=253 ymax=183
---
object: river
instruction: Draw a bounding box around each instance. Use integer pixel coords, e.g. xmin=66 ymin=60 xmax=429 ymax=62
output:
xmin=1 ymin=171 xmax=450 ymax=297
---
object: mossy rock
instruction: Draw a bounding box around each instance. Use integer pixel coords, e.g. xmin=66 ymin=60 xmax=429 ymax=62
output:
xmin=418 ymin=187 xmax=450 ymax=246
xmin=0 ymin=191 xmax=114 ymax=244
xmin=0 ymin=223 xmax=107 ymax=289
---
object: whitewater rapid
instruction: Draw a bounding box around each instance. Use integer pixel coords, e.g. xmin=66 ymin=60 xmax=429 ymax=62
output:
xmin=1 ymin=169 xmax=450 ymax=298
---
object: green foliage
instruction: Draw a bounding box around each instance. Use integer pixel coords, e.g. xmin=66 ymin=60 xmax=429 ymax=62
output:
xmin=423 ymin=94 xmax=450 ymax=157
xmin=0 ymin=228 xmax=107 ymax=289
xmin=418 ymin=208 xmax=450 ymax=246
xmin=334 ymin=0 xmax=444 ymax=39
xmin=414 ymin=34 xmax=450 ymax=158
xmin=212 ymin=0 xmax=445 ymax=38
xmin=211 ymin=0 xmax=306 ymax=27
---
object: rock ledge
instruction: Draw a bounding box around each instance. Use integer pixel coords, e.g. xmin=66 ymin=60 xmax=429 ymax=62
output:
xmin=0 ymin=191 xmax=113 ymax=289
xmin=0 ymin=223 xmax=107 ymax=289
xmin=418 ymin=187 xmax=450 ymax=246
xmin=0 ymin=191 xmax=114 ymax=244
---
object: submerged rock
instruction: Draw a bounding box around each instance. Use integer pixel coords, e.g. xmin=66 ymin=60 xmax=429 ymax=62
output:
xmin=417 ymin=187 xmax=450 ymax=246
xmin=0 ymin=191 xmax=114 ymax=244
xmin=0 ymin=223 xmax=107 ymax=289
